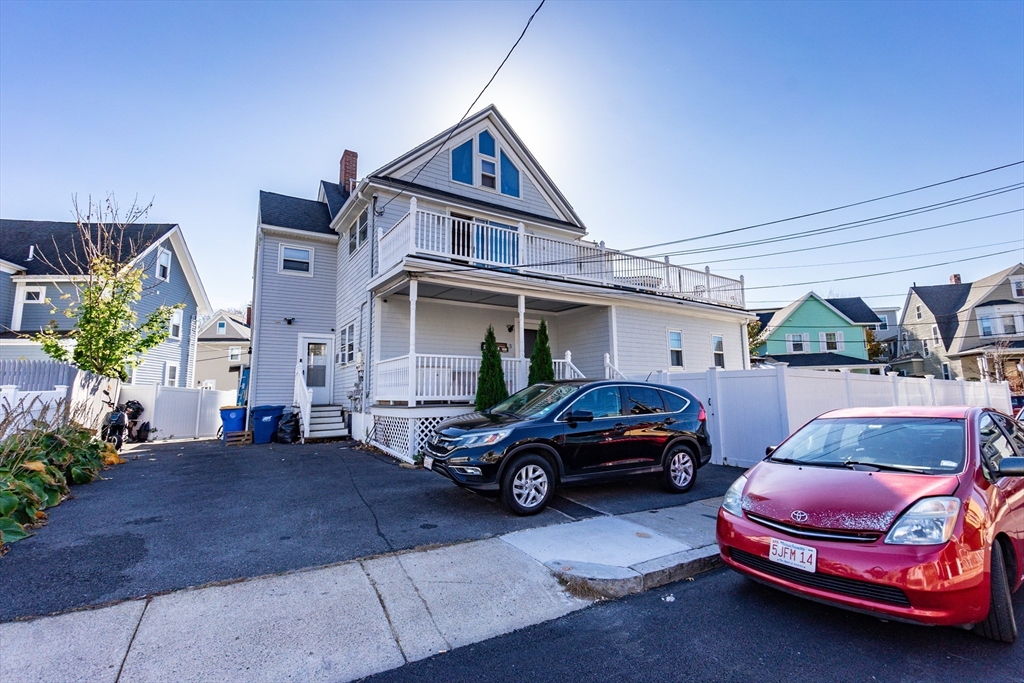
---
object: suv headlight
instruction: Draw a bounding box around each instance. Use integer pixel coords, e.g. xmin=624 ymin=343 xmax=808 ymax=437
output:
xmin=884 ymin=497 xmax=961 ymax=545
xmin=456 ymin=429 xmax=512 ymax=448
xmin=721 ymin=475 xmax=747 ymax=517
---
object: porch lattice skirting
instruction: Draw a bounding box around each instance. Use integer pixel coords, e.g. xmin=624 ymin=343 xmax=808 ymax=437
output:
xmin=370 ymin=412 xmax=470 ymax=462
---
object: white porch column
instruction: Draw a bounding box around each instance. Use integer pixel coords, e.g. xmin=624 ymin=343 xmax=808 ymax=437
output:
xmin=408 ymin=279 xmax=418 ymax=406
xmin=609 ymin=306 xmax=619 ymax=369
xmin=517 ymin=222 xmax=525 ymax=267
xmin=518 ymin=295 xmax=526 ymax=389
xmin=408 ymin=196 xmax=418 ymax=253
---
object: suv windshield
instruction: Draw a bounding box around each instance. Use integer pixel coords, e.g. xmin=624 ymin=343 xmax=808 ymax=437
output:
xmin=769 ymin=417 xmax=966 ymax=473
xmin=489 ymin=383 xmax=580 ymax=419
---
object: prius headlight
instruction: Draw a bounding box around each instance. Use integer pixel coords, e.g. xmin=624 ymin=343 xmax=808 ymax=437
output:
xmin=721 ymin=475 xmax=748 ymax=518
xmin=455 ymin=429 xmax=513 ymax=449
xmin=885 ymin=497 xmax=961 ymax=545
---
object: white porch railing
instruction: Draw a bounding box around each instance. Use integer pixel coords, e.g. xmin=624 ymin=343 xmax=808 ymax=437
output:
xmin=604 ymin=352 xmax=627 ymax=380
xmin=293 ymin=360 xmax=312 ymax=441
xmin=378 ymin=198 xmax=745 ymax=308
xmin=375 ymin=350 xmax=587 ymax=404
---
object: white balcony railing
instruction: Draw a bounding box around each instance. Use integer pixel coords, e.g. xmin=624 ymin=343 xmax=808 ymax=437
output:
xmin=375 ymin=351 xmax=586 ymax=404
xmin=378 ymin=199 xmax=745 ymax=308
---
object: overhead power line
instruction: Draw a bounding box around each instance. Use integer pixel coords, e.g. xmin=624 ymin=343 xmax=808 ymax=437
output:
xmin=377 ymin=0 xmax=546 ymax=214
xmin=744 ymin=248 xmax=1016 ymax=291
xmin=624 ymin=160 xmax=1024 ymax=254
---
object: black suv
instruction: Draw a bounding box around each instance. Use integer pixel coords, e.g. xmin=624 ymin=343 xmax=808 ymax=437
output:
xmin=423 ymin=380 xmax=711 ymax=515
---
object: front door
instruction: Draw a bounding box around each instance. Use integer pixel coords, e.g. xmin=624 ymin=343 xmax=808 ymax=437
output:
xmin=300 ymin=336 xmax=333 ymax=405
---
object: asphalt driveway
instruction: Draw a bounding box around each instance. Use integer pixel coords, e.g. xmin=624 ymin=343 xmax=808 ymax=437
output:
xmin=0 ymin=439 xmax=741 ymax=622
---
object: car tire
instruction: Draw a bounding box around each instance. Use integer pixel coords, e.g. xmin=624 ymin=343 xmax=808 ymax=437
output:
xmin=973 ymin=541 xmax=1017 ymax=643
xmin=501 ymin=454 xmax=554 ymax=516
xmin=663 ymin=444 xmax=697 ymax=493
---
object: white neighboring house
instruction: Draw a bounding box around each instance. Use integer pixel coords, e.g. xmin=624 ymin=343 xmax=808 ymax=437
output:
xmin=0 ymin=220 xmax=212 ymax=386
xmin=248 ymin=105 xmax=750 ymax=458
xmin=194 ymin=309 xmax=250 ymax=392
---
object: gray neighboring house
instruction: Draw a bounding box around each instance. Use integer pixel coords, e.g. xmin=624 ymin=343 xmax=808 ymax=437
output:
xmin=891 ymin=265 xmax=1024 ymax=395
xmin=869 ymin=305 xmax=900 ymax=359
xmin=0 ymin=219 xmax=212 ymax=386
xmin=249 ymin=105 xmax=751 ymax=457
xmin=194 ymin=309 xmax=250 ymax=392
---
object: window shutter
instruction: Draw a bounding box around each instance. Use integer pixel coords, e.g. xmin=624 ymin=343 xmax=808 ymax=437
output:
xmin=785 ymin=334 xmax=793 ymax=353
xmin=819 ymin=332 xmax=827 ymax=352
xmin=837 ymin=331 xmax=845 ymax=351
xmin=802 ymin=333 xmax=809 ymax=352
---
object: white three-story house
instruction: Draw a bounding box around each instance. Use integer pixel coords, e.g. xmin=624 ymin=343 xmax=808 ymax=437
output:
xmin=249 ymin=106 xmax=750 ymax=458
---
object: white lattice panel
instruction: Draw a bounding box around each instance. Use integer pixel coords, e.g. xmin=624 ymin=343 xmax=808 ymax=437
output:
xmin=414 ymin=416 xmax=449 ymax=455
xmin=372 ymin=415 xmax=411 ymax=460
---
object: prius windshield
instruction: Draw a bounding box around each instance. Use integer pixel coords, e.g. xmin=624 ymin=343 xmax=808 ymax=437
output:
xmin=769 ymin=417 xmax=966 ymax=473
xmin=489 ymin=383 xmax=580 ymax=419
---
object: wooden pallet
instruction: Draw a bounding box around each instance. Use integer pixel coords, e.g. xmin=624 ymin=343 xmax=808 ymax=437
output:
xmin=224 ymin=430 xmax=253 ymax=446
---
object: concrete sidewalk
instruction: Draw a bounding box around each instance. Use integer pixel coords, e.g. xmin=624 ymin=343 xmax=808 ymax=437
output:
xmin=0 ymin=497 xmax=724 ymax=683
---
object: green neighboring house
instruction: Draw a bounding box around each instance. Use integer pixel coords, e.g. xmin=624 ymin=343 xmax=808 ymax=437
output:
xmin=752 ymin=292 xmax=886 ymax=371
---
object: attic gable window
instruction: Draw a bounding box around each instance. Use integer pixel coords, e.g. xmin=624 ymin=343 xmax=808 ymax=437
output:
xmin=451 ymin=140 xmax=473 ymax=185
xmin=1012 ymin=278 xmax=1024 ymax=298
xmin=217 ymin=321 xmax=226 ymax=335
xmin=156 ymin=248 xmax=171 ymax=282
xmin=500 ymin=151 xmax=520 ymax=197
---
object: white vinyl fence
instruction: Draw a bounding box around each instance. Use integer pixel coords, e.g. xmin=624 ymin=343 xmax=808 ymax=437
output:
xmin=118 ymin=384 xmax=235 ymax=440
xmin=634 ymin=364 xmax=1013 ymax=469
xmin=1 ymin=360 xmax=120 ymax=438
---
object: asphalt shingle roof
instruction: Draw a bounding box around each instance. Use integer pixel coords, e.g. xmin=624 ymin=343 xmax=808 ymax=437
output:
xmin=259 ymin=192 xmax=334 ymax=235
xmin=912 ymin=283 xmax=972 ymax=349
xmin=0 ymin=219 xmax=176 ymax=276
xmin=319 ymin=181 xmax=350 ymax=220
xmin=824 ymin=297 xmax=881 ymax=324
xmin=761 ymin=352 xmax=880 ymax=367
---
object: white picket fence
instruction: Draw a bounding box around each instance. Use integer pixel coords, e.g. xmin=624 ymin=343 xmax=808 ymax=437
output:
xmin=635 ymin=365 xmax=1013 ymax=469
xmin=118 ymin=384 xmax=235 ymax=440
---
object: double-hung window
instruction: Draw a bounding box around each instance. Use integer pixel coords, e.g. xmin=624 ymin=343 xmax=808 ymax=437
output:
xmin=164 ymin=362 xmax=179 ymax=387
xmin=922 ymin=337 xmax=931 ymax=357
xmin=942 ymin=363 xmax=951 ymax=380
xmin=349 ymin=210 xmax=368 ymax=254
xmin=980 ymin=317 xmax=994 ymax=337
xmin=169 ymin=309 xmax=183 ymax=340
xmin=915 ymin=305 xmax=922 ymax=320
xmin=156 ymin=248 xmax=171 ymax=281
xmin=280 ymin=244 xmax=313 ymax=274
xmin=931 ymin=325 xmax=941 ymax=348
xmin=668 ymin=330 xmax=684 ymax=368
xmin=711 ymin=335 xmax=725 ymax=369
xmin=824 ymin=332 xmax=838 ymax=351
xmin=339 ymin=322 xmax=356 ymax=364
xmin=786 ymin=333 xmax=809 ymax=353
xmin=1012 ymin=278 xmax=1024 ymax=299
xmin=228 ymin=346 xmax=241 ymax=362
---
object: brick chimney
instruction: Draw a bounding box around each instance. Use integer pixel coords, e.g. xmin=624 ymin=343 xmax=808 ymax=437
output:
xmin=340 ymin=150 xmax=358 ymax=193
xmin=950 ymin=274 xmax=961 ymax=284
xmin=245 ymin=305 xmax=252 ymax=327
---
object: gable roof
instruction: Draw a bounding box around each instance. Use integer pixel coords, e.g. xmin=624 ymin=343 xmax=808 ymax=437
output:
xmin=198 ymin=309 xmax=250 ymax=341
xmin=908 ymin=282 xmax=976 ymax=351
xmin=760 ymin=292 xmax=862 ymax=332
xmin=0 ymin=219 xmax=176 ymax=276
xmin=319 ymin=181 xmax=350 ymax=220
xmin=824 ymin=298 xmax=881 ymax=324
xmin=761 ymin=352 xmax=883 ymax=368
xmin=369 ymin=105 xmax=585 ymax=230
xmin=755 ymin=311 xmax=775 ymax=329
xmin=259 ymin=191 xmax=334 ymax=235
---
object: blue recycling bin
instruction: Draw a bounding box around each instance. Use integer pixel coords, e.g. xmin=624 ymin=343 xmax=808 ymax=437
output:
xmin=219 ymin=406 xmax=247 ymax=440
xmin=251 ymin=405 xmax=286 ymax=444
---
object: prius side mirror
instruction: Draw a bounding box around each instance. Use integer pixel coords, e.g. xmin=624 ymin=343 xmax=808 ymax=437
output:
xmin=996 ymin=457 xmax=1024 ymax=477
xmin=765 ymin=445 xmax=776 ymax=457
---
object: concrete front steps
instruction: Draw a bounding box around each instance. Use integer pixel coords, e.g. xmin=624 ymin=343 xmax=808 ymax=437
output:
xmin=305 ymin=405 xmax=349 ymax=440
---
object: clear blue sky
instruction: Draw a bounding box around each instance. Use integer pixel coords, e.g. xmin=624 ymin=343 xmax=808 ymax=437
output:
xmin=2 ymin=0 xmax=1022 ymax=311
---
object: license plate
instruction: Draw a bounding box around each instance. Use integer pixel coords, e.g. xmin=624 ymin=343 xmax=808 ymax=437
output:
xmin=769 ymin=538 xmax=817 ymax=573
xmin=423 ymin=456 xmax=434 ymax=471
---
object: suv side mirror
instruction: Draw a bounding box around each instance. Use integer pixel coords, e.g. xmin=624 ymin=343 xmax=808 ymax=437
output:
xmin=996 ymin=457 xmax=1024 ymax=477
xmin=568 ymin=410 xmax=594 ymax=424
xmin=765 ymin=445 xmax=776 ymax=457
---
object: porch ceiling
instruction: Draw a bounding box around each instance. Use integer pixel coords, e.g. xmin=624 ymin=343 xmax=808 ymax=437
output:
xmin=392 ymin=282 xmax=586 ymax=313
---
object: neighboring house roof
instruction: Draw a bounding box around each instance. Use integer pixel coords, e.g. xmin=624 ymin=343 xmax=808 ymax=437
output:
xmin=258 ymin=191 xmax=334 ymax=235
xmin=761 ymin=352 xmax=883 ymax=368
xmin=319 ymin=180 xmax=350 ymax=220
xmin=0 ymin=219 xmax=176 ymax=276
xmin=760 ymin=292 xmax=865 ymax=332
xmin=197 ymin=308 xmax=251 ymax=341
xmin=907 ymin=282 xmax=972 ymax=350
xmin=824 ymin=298 xmax=881 ymax=324
xmin=951 ymin=339 xmax=1024 ymax=356
xmin=755 ymin=311 xmax=774 ymax=329
xmin=368 ymin=104 xmax=585 ymax=230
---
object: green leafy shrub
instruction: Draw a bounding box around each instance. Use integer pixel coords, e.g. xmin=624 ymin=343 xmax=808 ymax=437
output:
xmin=0 ymin=399 xmax=119 ymax=547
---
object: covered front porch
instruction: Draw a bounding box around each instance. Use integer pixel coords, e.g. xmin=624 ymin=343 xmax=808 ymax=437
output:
xmin=372 ymin=277 xmax=608 ymax=406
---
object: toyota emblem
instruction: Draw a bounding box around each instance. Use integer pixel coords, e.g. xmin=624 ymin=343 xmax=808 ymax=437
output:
xmin=790 ymin=510 xmax=809 ymax=523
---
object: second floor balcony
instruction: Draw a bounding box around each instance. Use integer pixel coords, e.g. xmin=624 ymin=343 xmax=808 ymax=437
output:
xmin=378 ymin=198 xmax=745 ymax=309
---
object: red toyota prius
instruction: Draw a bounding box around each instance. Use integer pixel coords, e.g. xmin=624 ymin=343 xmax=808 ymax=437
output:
xmin=717 ymin=406 xmax=1024 ymax=642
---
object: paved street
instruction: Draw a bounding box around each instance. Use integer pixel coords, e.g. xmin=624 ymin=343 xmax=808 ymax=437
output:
xmin=0 ymin=439 xmax=740 ymax=621
xmin=366 ymin=567 xmax=1024 ymax=683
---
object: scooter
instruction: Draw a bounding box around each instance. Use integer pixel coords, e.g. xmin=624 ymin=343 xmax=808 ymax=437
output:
xmin=100 ymin=390 xmax=128 ymax=450
xmin=123 ymin=399 xmax=146 ymax=442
